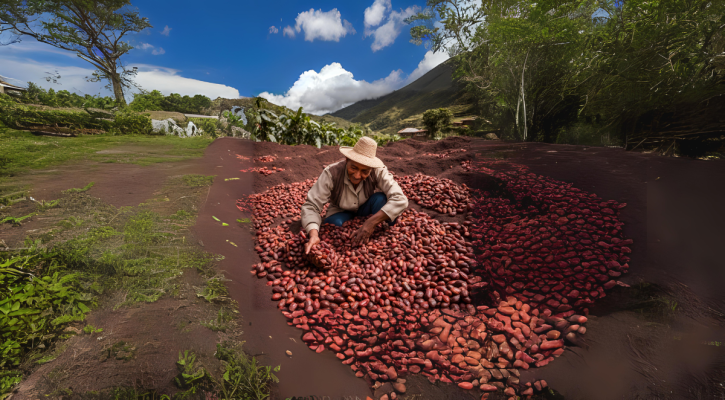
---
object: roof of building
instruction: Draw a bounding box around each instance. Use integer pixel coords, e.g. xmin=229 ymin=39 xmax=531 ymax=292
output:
xmin=397 ymin=127 xmax=427 ymax=134
xmin=0 ymin=78 xmax=27 ymax=91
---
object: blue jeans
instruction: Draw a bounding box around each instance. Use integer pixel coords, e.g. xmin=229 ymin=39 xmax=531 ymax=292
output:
xmin=323 ymin=192 xmax=395 ymax=227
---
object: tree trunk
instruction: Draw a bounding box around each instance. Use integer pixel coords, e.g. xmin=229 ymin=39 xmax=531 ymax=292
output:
xmin=110 ymin=72 xmax=126 ymax=106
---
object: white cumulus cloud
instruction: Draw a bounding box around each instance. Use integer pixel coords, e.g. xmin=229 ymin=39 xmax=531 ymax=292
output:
xmin=151 ymin=47 xmax=165 ymax=55
xmin=257 ymin=50 xmax=450 ymax=115
xmin=0 ymin=52 xmax=239 ymax=101
xmin=269 ymin=26 xmax=279 ymax=34
xmin=406 ymin=50 xmax=450 ymax=83
xmin=133 ymin=65 xmax=239 ymax=99
xmin=292 ymin=8 xmax=356 ymax=42
xmin=364 ymin=0 xmax=391 ymax=28
xmin=363 ymin=2 xmax=420 ymax=52
xmin=160 ymin=25 xmax=172 ymax=36
xmin=259 ymin=63 xmax=403 ymax=115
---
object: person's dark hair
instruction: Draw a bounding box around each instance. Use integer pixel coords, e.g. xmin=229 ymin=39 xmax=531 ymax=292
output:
xmin=329 ymin=158 xmax=377 ymax=206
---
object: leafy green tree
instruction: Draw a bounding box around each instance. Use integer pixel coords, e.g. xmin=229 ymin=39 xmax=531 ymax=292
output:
xmin=423 ymin=108 xmax=453 ymax=138
xmin=1 ymin=0 xmax=152 ymax=106
xmin=410 ymin=0 xmax=725 ymax=146
xmin=128 ymin=90 xmax=213 ymax=114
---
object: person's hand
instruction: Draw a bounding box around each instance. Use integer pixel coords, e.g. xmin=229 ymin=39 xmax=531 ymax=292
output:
xmin=352 ymin=219 xmax=376 ymax=246
xmin=305 ymin=230 xmax=320 ymax=254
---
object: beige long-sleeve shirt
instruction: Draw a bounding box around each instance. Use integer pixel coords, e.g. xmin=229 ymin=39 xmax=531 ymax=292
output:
xmin=301 ymin=160 xmax=409 ymax=233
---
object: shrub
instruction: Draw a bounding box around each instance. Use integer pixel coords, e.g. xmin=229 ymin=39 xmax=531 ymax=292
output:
xmin=0 ymin=100 xmax=113 ymax=132
xmin=128 ymin=90 xmax=212 ymax=114
xmin=18 ymin=82 xmax=115 ymax=110
xmin=0 ymin=253 xmax=93 ymax=369
xmin=371 ymin=133 xmax=402 ymax=147
xmin=188 ymin=118 xmax=218 ymax=137
xmin=112 ymin=111 xmax=153 ymax=135
xmin=244 ymin=105 xmax=366 ymax=148
xmin=422 ymin=108 xmax=453 ymax=139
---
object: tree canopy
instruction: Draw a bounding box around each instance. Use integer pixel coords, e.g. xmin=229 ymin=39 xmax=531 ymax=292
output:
xmin=1 ymin=0 xmax=152 ymax=106
xmin=408 ymin=0 xmax=725 ymax=150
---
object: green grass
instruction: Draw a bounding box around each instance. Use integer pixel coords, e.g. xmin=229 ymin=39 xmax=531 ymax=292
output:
xmin=0 ymin=128 xmax=213 ymax=178
xmin=182 ymin=174 xmax=215 ymax=187
xmin=63 ymin=181 xmax=95 ymax=194
xmin=172 ymin=345 xmax=279 ymax=400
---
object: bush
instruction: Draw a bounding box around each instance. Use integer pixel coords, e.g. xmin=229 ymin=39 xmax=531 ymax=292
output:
xmin=0 ymin=252 xmax=93 ymax=369
xmin=422 ymin=108 xmax=453 ymax=139
xmin=112 ymin=111 xmax=153 ymax=135
xmin=188 ymin=118 xmax=218 ymax=137
xmin=371 ymin=133 xmax=402 ymax=147
xmin=0 ymin=99 xmax=113 ymax=132
xmin=244 ymin=105 xmax=365 ymax=148
xmin=128 ymin=90 xmax=212 ymax=114
xmin=18 ymin=82 xmax=116 ymax=109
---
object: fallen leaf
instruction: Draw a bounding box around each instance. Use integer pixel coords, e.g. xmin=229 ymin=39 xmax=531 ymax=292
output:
xmin=212 ymin=216 xmax=220 ymax=222
xmin=222 ymin=223 xmax=229 ymax=226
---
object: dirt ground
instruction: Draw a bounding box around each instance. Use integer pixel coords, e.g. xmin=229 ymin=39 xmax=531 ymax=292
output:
xmin=3 ymin=136 xmax=724 ymax=399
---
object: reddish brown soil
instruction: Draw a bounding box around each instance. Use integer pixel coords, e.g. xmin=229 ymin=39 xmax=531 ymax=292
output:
xmin=23 ymin=159 xmax=208 ymax=208
xmin=16 ymin=281 xmax=222 ymax=398
xmin=204 ymin=137 xmax=724 ymax=399
xmin=480 ymin=142 xmax=725 ymax=400
xmin=7 ymin=136 xmax=724 ymax=399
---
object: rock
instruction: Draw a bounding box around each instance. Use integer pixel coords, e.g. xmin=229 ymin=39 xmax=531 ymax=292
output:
xmin=231 ymin=126 xmax=251 ymax=139
xmin=185 ymin=121 xmax=200 ymax=137
xmin=151 ymin=118 xmax=182 ymax=135
xmin=392 ymin=382 xmax=406 ymax=393
xmin=484 ymin=132 xmax=499 ymax=140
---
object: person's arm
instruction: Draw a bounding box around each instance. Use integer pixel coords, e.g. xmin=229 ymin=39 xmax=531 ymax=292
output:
xmin=376 ymin=167 xmax=409 ymax=222
xmin=301 ymin=169 xmax=333 ymax=253
xmin=351 ymin=209 xmax=389 ymax=246
xmin=351 ymin=167 xmax=408 ymax=246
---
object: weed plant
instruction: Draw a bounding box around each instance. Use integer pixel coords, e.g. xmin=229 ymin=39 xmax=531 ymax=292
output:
xmin=0 ymin=174 xmax=221 ymax=396
xmin=173 ymin=344 xmax=279 ymax=400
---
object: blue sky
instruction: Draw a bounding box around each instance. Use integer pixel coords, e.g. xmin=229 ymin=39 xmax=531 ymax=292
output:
xmin=0 ymin=0 xmax=449 ymax=114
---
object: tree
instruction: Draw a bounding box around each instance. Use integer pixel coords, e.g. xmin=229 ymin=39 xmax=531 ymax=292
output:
xmin=409 ymin=0 xmax=600 ymax=142
xmin=410 ymin=0 xmax=725 ymax=146
xmin=1 ymin=0 xmax=152 ymax=106
xmin=423 ymin=108 xmax=453 ymax=139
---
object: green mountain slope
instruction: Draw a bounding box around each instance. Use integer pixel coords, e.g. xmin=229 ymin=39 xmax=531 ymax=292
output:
xmin=329 ymin=60 xmax=474 ymax=134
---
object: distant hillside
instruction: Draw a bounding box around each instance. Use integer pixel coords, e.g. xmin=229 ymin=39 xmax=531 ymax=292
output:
xmin=329 ymin=60 xmax=475 ymax=134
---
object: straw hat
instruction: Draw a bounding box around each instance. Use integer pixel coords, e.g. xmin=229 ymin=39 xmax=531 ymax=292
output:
xmin=339 ymin=137 xmax=385 ymax=168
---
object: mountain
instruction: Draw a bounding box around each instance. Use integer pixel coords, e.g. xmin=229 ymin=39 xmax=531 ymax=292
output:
xmin=329 ymin=60 xmax=474 ymax=134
